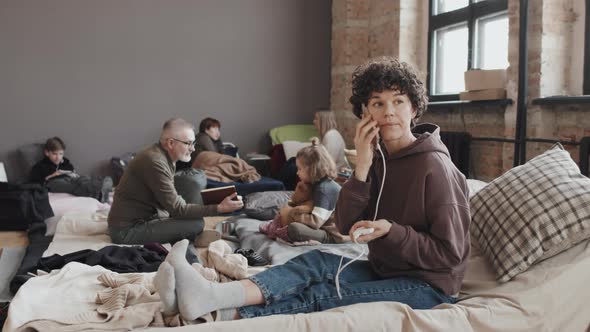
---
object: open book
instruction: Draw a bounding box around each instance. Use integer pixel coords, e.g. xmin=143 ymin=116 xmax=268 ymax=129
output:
xmin=200 ymin=185 xmax=237 ymax=205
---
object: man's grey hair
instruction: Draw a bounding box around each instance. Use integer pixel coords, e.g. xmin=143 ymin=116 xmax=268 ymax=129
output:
xmin=159 ymin=118 xmax=195 ymax=143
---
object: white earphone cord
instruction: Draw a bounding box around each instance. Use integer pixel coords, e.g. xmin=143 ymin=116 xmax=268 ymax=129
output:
xmin=335 ymin=143 xmax=387 ymax=300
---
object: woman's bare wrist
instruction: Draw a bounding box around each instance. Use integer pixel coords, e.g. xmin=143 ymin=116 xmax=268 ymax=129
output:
xmin=354 ymin=166 xmax=369 ymax=181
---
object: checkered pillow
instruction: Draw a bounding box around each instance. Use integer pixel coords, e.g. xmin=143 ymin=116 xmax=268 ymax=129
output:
xmin=470 ymin=144 xmax=590 ymax=282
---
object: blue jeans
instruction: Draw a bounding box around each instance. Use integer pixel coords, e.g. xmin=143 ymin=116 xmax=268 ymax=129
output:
xmin=238 ymin=250 xmax=455 ymax=318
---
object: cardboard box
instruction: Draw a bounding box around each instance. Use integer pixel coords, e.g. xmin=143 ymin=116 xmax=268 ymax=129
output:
xmin=459 ymin=88 xmax=506 ymax=101
xmin=464 ymin=69 xmax=506 ymax=91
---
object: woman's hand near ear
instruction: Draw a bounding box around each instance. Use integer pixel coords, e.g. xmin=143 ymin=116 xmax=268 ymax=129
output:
xmin=354 ymin=112 xmax=379 ymax=181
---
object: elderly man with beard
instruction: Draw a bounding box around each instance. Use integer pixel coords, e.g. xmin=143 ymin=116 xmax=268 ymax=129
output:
xmin=108 ymin=118 xmax=243 ymax=245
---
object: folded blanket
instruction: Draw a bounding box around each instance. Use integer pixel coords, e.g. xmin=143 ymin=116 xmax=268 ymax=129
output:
xmin=5 ymin=263 xmax=164 ymax=332
xmin=193 ymin=151 xmax=261 ymax=183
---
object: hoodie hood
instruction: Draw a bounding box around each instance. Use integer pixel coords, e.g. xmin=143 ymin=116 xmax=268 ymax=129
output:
xmin=377 ymin=123 xmax=450 ymax=160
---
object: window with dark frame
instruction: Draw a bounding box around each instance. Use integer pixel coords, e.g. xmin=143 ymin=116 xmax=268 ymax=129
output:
xmin=428 ymin=0 xmax=509 ymax=101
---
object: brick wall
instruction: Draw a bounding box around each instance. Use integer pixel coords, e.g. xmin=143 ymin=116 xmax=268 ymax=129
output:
xmin=421 ymin=104 xmax=508 ymax=181
xmin=331 ymin=0 xmax=369 ymax=146
xmin=331 ymin=0 xmax=427 ymax=147
xmin=331 ymin=0 xmax=589 ymax=181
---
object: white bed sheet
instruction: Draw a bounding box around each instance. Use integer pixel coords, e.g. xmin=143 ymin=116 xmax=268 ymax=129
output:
xmin=45 ymin=193 xmax=110 ymax=236
xmin=42 ymin=210 xmax=115 ymax=257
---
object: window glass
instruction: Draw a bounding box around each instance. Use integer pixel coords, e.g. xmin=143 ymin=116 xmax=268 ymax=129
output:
xmin=432 ymin=23 xmax=469 ymax=94
xmin=475 ymin=13 xmax=509 ymax=69
xmin=433 ymin=0 xmax=469 ymax=15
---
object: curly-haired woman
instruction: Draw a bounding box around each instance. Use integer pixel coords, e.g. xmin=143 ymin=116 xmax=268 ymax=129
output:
xmin=153 ymin=57 xmax=470 ymax=322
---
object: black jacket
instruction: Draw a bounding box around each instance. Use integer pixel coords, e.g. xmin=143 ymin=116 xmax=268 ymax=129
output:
xmin=29 ymin=157 xmax=75 ymax=184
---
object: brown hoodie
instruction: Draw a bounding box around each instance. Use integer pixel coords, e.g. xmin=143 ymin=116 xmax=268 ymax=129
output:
xmin=335 ymin=124 xmax=470 ymax=296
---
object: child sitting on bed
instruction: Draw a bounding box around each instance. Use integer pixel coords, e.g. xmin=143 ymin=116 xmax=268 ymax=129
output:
xmin=258 ymin=140 xmax=349 ymax=244
xmin=29 ymin=136 xmax=113 ymax=203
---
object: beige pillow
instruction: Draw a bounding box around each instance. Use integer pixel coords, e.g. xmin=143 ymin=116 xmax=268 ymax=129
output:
xmin=470 ymin=144 xmax=590 ymax=282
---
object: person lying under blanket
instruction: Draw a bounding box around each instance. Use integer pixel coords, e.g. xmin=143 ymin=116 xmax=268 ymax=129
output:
xmin=193 ymin=151 xmax=260 ymax=183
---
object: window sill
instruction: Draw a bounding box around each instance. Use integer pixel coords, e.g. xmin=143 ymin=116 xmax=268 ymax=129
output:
xmin=531 ymin=96 xmax=590 ymax=105
xmin=428 ymin=99 xmax=513 ymax=110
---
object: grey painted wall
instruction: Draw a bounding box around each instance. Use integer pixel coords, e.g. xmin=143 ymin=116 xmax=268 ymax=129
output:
xmin=0 ymin=0 xmax=332 ymax=181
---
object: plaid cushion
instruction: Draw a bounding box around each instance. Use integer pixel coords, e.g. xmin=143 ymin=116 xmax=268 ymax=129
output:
xmin=470 ymin=144 xmax=590 ymax=282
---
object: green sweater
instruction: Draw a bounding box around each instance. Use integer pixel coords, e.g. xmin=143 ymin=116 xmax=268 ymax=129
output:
xmin=108 ymin=143 xmax=218 ymax=228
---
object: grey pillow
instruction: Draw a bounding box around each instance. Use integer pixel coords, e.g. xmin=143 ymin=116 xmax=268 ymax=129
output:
xmin=18 ymin=143 xmax=44 ymax=174
xmin=470 ymin=144 xmax=590 ymax=282
xmin=243 ymin=190 xmax=293 ymax=220
xmin=174 ymin=168 xmax=207 ymax=205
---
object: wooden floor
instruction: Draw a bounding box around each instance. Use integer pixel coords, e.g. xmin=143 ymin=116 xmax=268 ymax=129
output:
xmin=0 ymin=231 xmax=29 ymax=250
xmin=0 ymin=216 xmax=227 ymax=252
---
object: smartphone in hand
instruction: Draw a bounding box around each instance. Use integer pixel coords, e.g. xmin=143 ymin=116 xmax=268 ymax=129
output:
xmin=362 ymin=105 xmax=379 ymax=148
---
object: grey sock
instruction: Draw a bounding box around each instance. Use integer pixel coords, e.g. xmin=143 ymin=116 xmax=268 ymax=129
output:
xmin=153 ymin=239 xmax=197 ymax=315
xmin=153 ymin=261 xmax=177 ymax=315
xmin=167 ymin=239 xmax=246 ymax=321
xmin=217 ymin=308 xmax=238 ymax=321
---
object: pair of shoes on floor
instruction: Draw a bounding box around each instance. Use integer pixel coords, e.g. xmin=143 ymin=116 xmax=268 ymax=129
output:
xmin=194 ymin=229 xmax=222 ymax=248
xmin=235 ymin=248 xmax=269 ymax=266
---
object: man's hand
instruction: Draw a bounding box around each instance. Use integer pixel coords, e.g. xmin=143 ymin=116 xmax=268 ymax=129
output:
xmin=349 ymin=219 xmax=392 ymax=243
xmin=216 ymin=192 xmax=244 ymax=213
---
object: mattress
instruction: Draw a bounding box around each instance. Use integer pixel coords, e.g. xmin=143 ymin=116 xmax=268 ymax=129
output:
xmin=5 ymin=198 xmax=590 ymax=331
xmin=45 ymin=193 xmax=110 ymax=236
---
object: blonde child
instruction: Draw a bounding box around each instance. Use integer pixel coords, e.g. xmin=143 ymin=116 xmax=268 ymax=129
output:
xmin=259 ymin=141 xmax=348 ymax=244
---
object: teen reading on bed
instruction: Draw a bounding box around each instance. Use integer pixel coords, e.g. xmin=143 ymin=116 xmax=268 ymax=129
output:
xmin=107 ymin=118 xmax=243 ymax=245
xmin=153 ymin=57 xmax=471 ymax=321
xmin=29 ymin=136 xmax=113 ymax=203
xmin=259 ymin=141 xmax=348 ymax=244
